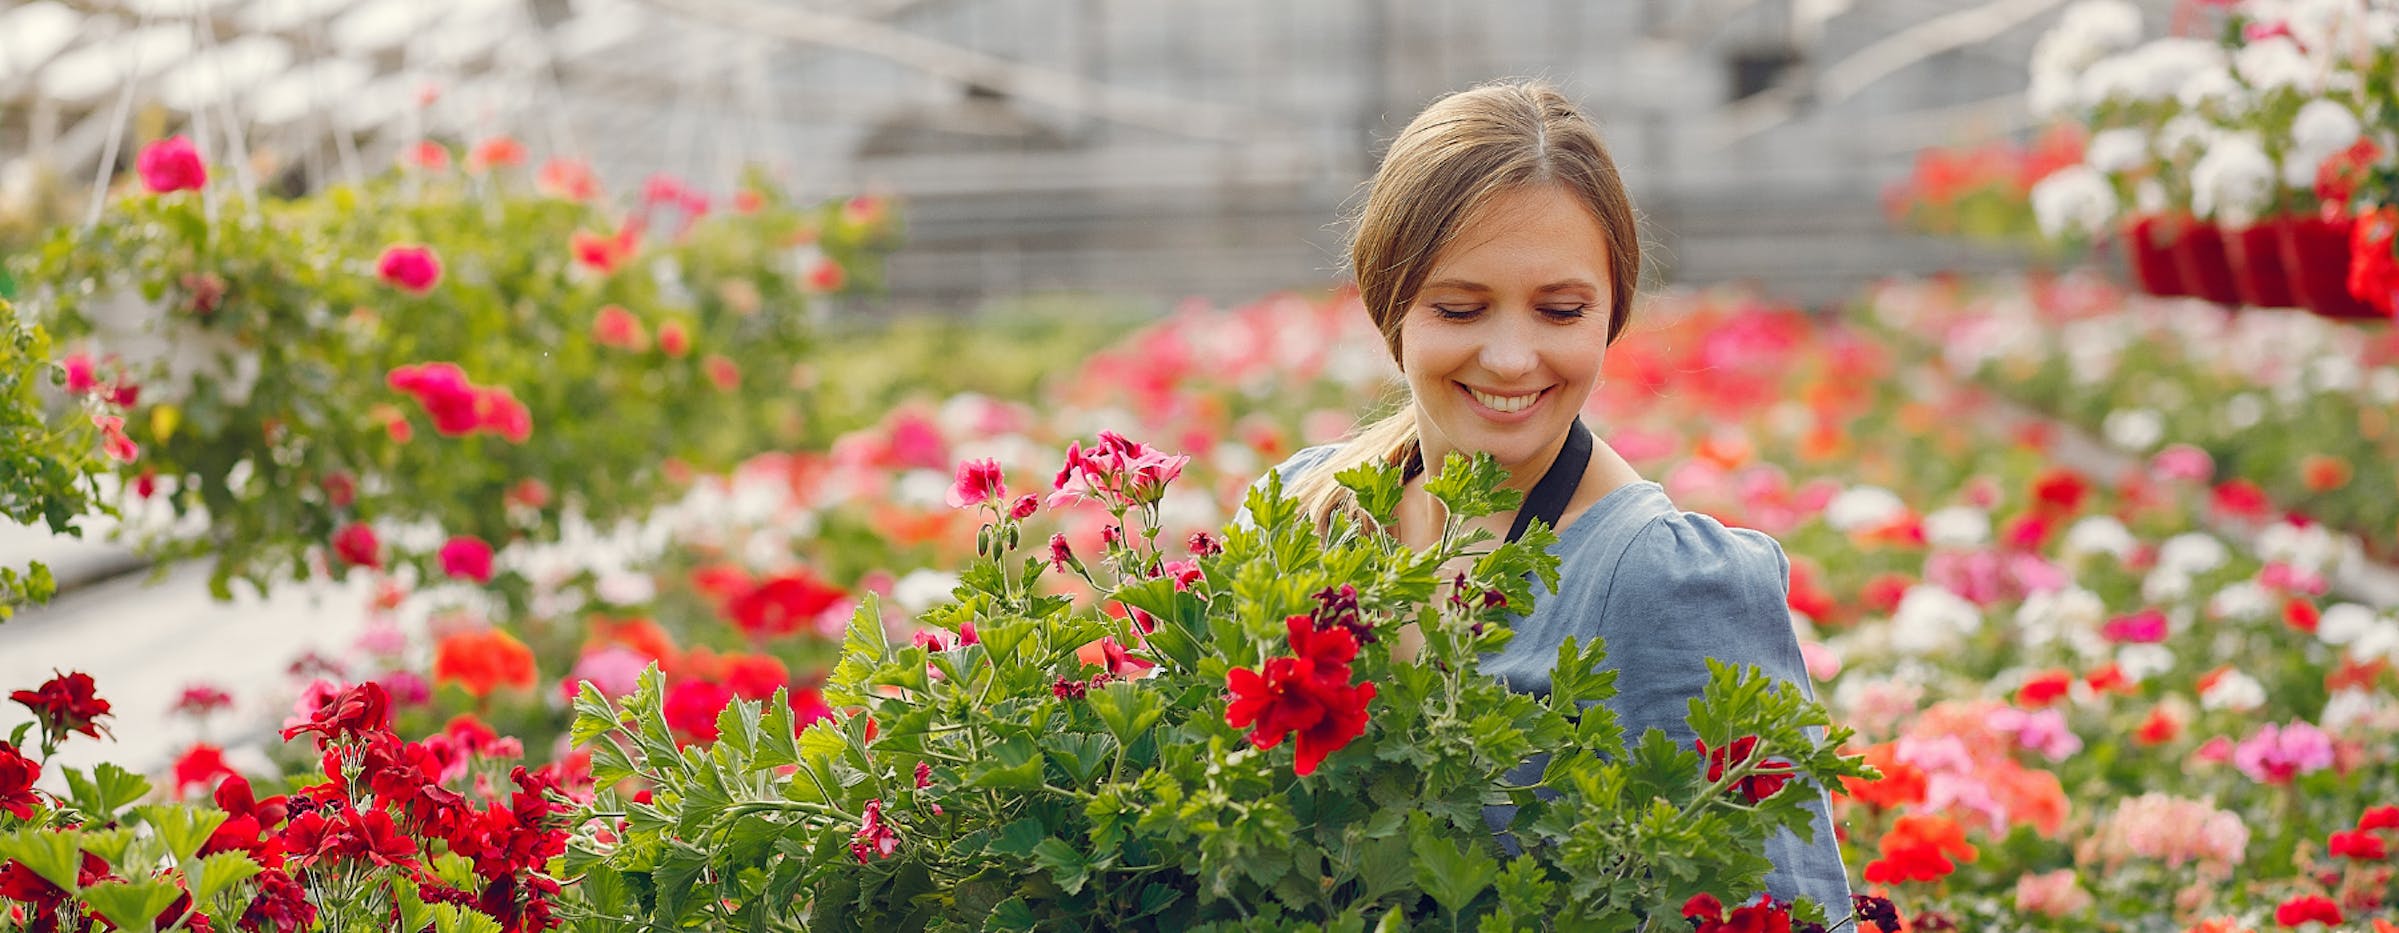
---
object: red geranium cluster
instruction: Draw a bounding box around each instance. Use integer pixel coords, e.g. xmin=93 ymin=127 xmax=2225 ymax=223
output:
xmin=2351 ymin=207 xmax=2399 ymax=316
xmin=1695 ymin=734 xmax=1795 ymax=804
xmin=1682 ymin=892 xmax=1794 ymax=933
xmin=387 ymin=362 xmax=533 ymax=443
xmin=1224 ymin=615 xmax=1377 ymax=776
xmin=722 ymin=569 xmax=849 ymax=641
xmin=11 ymin=671 xmax=113 ymax=748
xmin=1862 ymin=812 xmax=1978 ymax=885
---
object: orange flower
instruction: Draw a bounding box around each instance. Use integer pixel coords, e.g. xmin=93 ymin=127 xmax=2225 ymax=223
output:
xmin=588 ymin=616 xmax=679 ymax=667
xmin=1990 ymin=762 xmax=2069 ymax=837
xmin=1862 ymin=813 xmax=1977 ymax=885
xmin=1839 ymin=743 xmax=1928 ymax=812
xmin=431 ymin=629 xmax=537 ymax=698
xmin=2301 ymin=454 xmax=2353 ymax=492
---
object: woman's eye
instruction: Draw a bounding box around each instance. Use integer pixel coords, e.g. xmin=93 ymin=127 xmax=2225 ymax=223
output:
xmin=1430 ymin=305 xmax=1481 ymax=320
xmin=1541 ymin=305 xmax=1591 ymax=320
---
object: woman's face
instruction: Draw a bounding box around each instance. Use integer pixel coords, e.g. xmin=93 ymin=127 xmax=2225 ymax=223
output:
xmin=1398 ymin=183 xmax=1613 ymax=487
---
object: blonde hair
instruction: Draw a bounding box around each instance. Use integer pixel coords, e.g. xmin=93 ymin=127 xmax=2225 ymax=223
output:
xmin=1290 ymin=80 xmax=1643 ymax=532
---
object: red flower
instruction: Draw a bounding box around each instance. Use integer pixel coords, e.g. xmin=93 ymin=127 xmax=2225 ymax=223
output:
xmin=807 ymin=257 xmax=847 ymax=293
xmin=946 ymin=458 xmax=1006 ymax=509
xmin=279 ymin=681 xmax=391 ymax=743
xmin=658 ymin=320 xmax=691 ymax=357
xmin=536 ymin=158 xmax=598 ymax=200
xmin=2274 ymin=893 xmax=2343 ymax=926
xmin=1695 ymin=734 xmax=1794 ymax=803
xmin=377 ymin=244 xmax=443 ymax=293
xmin=2211 ymin=480 xmax=2273 ymax=522
xmin=136 ymin=135 xmax=207 ymax=193
xmin=432 ymin=629 xmax=538 ymax=698
xmin=2329 ymin=828 xmax=2387 ymax=860
xmin=592 ymin=304 xmax=648 ymax=350
xmin=704 ymin=354 xmax=741 ymax=392
xmin=1224 ymin=618 xmax=1376 ymax=776
xmin=332 ymin=522 xmax=381 ymax=569
xmin=92 ymin=413 xmax=138 ymax=463
xmin=2015 ymin=668 xmax=2074 ymax=708
xmin=2030 ymin=467 xmax=2089 ymax=514
xmin=466 ymin=136 xmax=525 ymax=171
xmin=440 ymin=535 xmax=496 ymax=583
xmin=721 ymin=654 xmax=790 ymax=701
xmin=11 ymin=671 xmax=113 ymax=742
xmin=663 ymin=679 xmax=734 ymax=744
xmin=724 ymin=571 xmax=847 ymax=640
xmin=405 ymin=140 xmax=450 ymax=171
xmin=1861 ymin=813 xmax=1976 ymax=885
xmin=2284 ymin=598 xmax=2321 ymax=634
xmin=2134 ymin=705 xmax=2182 ymax=745
xmin=0 ymin=743 xmax=40 ymax=819
xmin=2359 ymin=804 xmax=2399 ymax=832
xmin=388 ymin=363 xmax=481 ymax=435
xmin=171 ymin=743 xmax=237 ymax=798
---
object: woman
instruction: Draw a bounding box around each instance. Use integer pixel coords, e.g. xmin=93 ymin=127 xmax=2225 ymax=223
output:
xmin=1253 ymin=81 xmax=1852 ymax=911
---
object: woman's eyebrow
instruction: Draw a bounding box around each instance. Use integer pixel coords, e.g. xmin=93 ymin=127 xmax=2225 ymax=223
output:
xmin=1420 ymin=278 xmax=1600 ymax=293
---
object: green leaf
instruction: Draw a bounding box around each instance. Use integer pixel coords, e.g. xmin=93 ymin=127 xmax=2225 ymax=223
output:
xmin=432 ymin=903 xmax=505 ymax=933
xmin=1041 ymin=732 xmax=1116 ymax=788
xmin=985 ymin=818 xmax=1049 ymax=858
xmin=0 ymin=828 xmax=84 ymax=892
xmin=968 ymin=735 xmax=1046 ymax=792
xmin=81 ymin=878 xmax=182 ymax=933
xmin=75 ymin=827 xmax=140 ymax=873
xmin=133 ymin=805 xmax=226 ymax=866
xmin=1422 ymin=451 xmax=1522 ymax=522
xmin=1408 ymin=811 xmax=1498 ymax=918
xmin=1029 ymin=837 xmax=1094 ymax=895
xmin=62 ymin=763 xmax=151 ymax=822
xmin=1087 ymin=680 xmax=1165 ymax=748
xmin=1334 ymin=459 xmax=1404 ymax=528
xmin=984 ymin=897 xmax=1038 ymax=932
xmin=187 ymin=851 xmax=263 ymax=906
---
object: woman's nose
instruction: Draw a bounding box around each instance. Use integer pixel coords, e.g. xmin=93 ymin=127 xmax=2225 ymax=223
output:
xmin=1477 ymin=317 xmax=1539 ymax=378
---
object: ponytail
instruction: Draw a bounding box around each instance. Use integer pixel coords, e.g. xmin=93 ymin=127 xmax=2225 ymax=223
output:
xmin=1288 ymin=406 xmax=1419 ymax=534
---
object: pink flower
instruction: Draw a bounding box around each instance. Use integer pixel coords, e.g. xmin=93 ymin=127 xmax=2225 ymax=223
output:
xmin=439 ymin=535 xmax=494 ymax=583
xmin=2099 ymin=608 xmax=2168 ymax=644
xmin=92 ymin=413 xmax=138 ymax=463
xmin=592 ymin=304 xmax=648 ymax=351
xmin=1009 ymin=494 xmax=1040 ymax=520
xmin=946 ymin=458 xmax=1005 ymax=509
xmin=58 ymin=353 xmax=99 ymax=394
xmin=1162 ymin=559 xmax=1202 ymax=592
xmin=563 ymin=647 xmax=650 ymax=702
xmin=1048 ymin=533 xmax=1076 ymax=572
xmin=1985 ymin=706 xmax=2083 ymax=762
xmin=806 ymin=258 xmax=846 ymax=293
xmin=849 ymin=799 xmax=899 ymax=862
xmin=2013 ymin=869 xmax=2093 ymax=918
xmin=474 ymin=386 xmax=532 ymax=443
xmin=658 ymin=321 xmax=691 ymax=357
xmin=2232 ymin=720 xmax=2334 ymax=784
xmin=537 ymin=158 xmax=598 ymax=200
xmin=136 ymin=136 xmax=207 ymax=193
xmin=377 ymin=245 xmax=442 ymax=293
xmin=331 ymin=523 xmax=381 ymax=569
xmin=2150 ymin=444 xmax=2214 ymax=483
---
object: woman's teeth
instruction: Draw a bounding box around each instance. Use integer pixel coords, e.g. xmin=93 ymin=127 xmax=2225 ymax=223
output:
xmin=1469 ymin=387 xmax=1540 ymax=413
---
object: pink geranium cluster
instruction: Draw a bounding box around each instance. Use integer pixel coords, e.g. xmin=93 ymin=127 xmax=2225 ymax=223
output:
xmin=2230 ymin=719 xmax=2335 ymax=785
xmin=386 ymin=363 xmax=532 ymax=443
xmin=1048 ymin=430 xmax=1190 ymax=511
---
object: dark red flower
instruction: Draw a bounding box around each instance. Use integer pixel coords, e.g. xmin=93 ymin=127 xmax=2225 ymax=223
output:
xmin=2274 ymin=893 xmax=2343 ymax=926
xmin=10 ymin=671 xmax=113 ymax=742
xmin=1695 ymin=734 xmax=1794 ymax=803
xmin=331 ymin=522 xmax=381 ymax=569
xmin=0 ymin=743 xmax=40 ymax=819
xmin=279 ymin=681 xmax=391 ymax=744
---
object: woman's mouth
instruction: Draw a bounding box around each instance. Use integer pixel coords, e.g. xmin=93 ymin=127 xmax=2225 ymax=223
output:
xmin=1460 ymin=383 xmax=1548 ymax=417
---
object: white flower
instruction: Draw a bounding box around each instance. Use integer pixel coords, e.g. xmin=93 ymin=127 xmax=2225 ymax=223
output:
xmin=894 ymin=468 xmax=951 ymax=509
xmin=2033 ymin=166 xmax=2122 ymax=238
xmin=2143 ymin=567 xmax=2193 ymax=604
xmin=2084 ymin=128 xmax=2151 ymax=174
xmin=2155 ymin=114 xmax=2216 ymax=160
xmin=892 ymin=568 xmax=961 ymax=615
xmin=2062 ymin=515 xmax=2138 ymax=562
xmin=1890 ymin=584 xmax=1985 ymax=655
xmin=2286 ymin=99 xmax=2364 ymax=188
xmin=2199 ymin=669 xmax=2266 ymax=711
xmin=1826 ymin=485 xmax=1907 ymax=532
xmin=2016 ymin=587 xmax=2109 ymax=659
xmin=2101 ymin=407 xmax=2164 ymax=451
xmin=2318 ymin=603 xmax=2379 ymax=646
xmin=2256 ymin=521 xmax=2341 ymax=572
xmin=2321 ymin=688 xmax=2384 ymax=734
xmin=2370 ymin=367 xmax=2399 ymax=404
xmin=1923 ymin=506 xmax=1991 ymax=549
xmin=2116 ymin=643 xmax=2176 ymax=681
xmin=2223 ymin=392 xmax=2265 ymax=430
xmin=2157 ymin=532 xmax=2229 ymax=575
xmin=2190 ymin=132 xmax=2278 ymax=226
xmin=2176 ymin=63 xmax=2246 ymax=110
xmin=2134 ymin=179 xmax=2169 ymax=214
xmin=2233 ymin=35 xmax=2318 ymax=93
xmin=2031 ymin=0 xmax=2147 ymax=116
xmin=2349 ymin=619 xmax=2399 ymax=663
xmin=2207 ymin=581 xmax=2275 ymax=621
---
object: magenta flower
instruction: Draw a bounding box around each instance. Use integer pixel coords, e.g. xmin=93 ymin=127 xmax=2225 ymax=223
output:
xmin=2099 ymin=609 xmax=2168 ymax=644
xmin=849 ymin=799 xmax=899 ymax=862
xmin=945 ymin=458 xmax=1005 ymax=509
xmin=136 ymin=136 xmax=207 ymax=193
xmin=376 ymin=245 xmax=443 ymax=293
xmin=439 ymin=535 xmax=495 ymax=583
xmin=2232 ymin=719 xmax=2334 ymax=784
xmin=58 ymin=353 xmax=98 ymax=394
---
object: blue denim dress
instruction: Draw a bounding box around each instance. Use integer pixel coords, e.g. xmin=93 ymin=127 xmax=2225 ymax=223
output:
xmin=1248 ymin=445 xmax=1853 ymax=912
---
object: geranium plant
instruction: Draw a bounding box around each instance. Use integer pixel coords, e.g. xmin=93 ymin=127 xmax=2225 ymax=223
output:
xmin=562 ymin=434 xmax=1872 ymax=930
xmin=8 ymin=140 xmax=900 ymax=604
xmin=0 ymin=298 xmax=107 ymax=620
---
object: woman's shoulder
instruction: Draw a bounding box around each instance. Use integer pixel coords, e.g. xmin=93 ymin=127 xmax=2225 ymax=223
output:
xmin=1598 ymin=494 xmax=1791 ymax=624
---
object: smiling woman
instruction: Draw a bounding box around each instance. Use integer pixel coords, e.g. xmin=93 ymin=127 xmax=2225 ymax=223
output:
xmin=1263 ymin=80 xmax=1855 ymax=913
